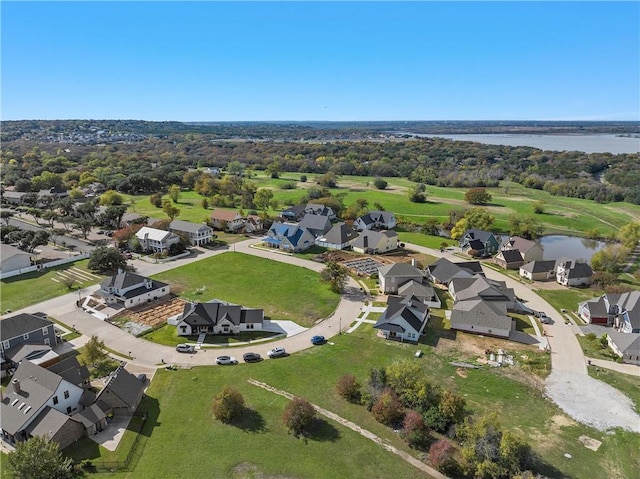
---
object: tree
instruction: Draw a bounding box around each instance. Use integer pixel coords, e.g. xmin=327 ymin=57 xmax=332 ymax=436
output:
xmin=465 ymin=187 xmax=492 ymax=205
xmin=149 ymin=193 xmax=163 ymax=208
xmin=254 ymin=188 xmax=275 ymax=211
xmin=408 ymin=183 xmax=427 ymax=203
xmin=84 ymin=335 xmax=108 ymax=367
xmin=99 ymin=190 xmax=124 ymax=206
xmin=371 ymin=388 xmax=404 ymax=426
xmin=73 ymin=218 xmax=94 ymax=239
xmin=320 ymin=261 xmax=349 ymax=293
xmin=590 ymin=244 xmax=630 ymax=273
xmin=226 ymin=160 xmax=245 ymax=177
xmin=41 ymin=210 xmax=59 ymax=228
xmin=7 ymin=435 xmax=82 ymax=479
xmin=212 ymin=386 xmax=245 ymax=422
xmin=402 ymin=409 xmax=429 ymax=448
xmin=373 ymin=177 xmax=388 ymax=190
xmin=317 ymin=172 xmax=338 ymax=188
xmin=0 ymin=210 xmax=14 ymax=225
xmin=88 ymin=246 xmax=127 ymax=274
xmin=508 ymin=214 xmax=542 ymax=239
xmin=451 ymin=208 xmax=496 ymax=240
xmin=283 ymin=397 xmax=316 ymax=436
xmin=168 ymin=184 xmax=181 ymax=203
xmin=532 ymin=200 xmax=546 ymax=214
xmin=336 ymin=374 xmax=362 ymax=403
xmin=428 ymin=439 xmax=458 ymax=474
xmin=162 ymin=200 xmax=181 ymax=220
xmin=439 ymin=389 xmax=466 ymax=426
xmin=300 ymin=174 xmax=307 ymax=183
xmin=26 ymin=207 xmax=43 ymax=225
xmin=618 ymin=221 xmax=640 ymax=249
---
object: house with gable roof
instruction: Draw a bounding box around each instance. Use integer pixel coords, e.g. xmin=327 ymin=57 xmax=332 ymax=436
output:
xmin=304 ymin=203 xmax=336 ymax=220
xmin=169 ymin=219 xmax=214 ymax=246
xmin=555 ymin=258 xmax=593 ymax=287
xmin=352 ymin=230 xmax=398 ymax=254
xmin=519 ymin=260 xmax=557 ymax=281
xmin=374 ymin=295 xmax=430 ymax=343
xmin=95 ymin=365 xmax=145 ymax=416
xmin=578 ymin=291 xmax=640 ymax=332
xmin=494 ymin=249 xmax=525 ymax=270
xmin=315 ymin=222 xmax=359 ymax=250
xmin=606 ymin=332 xmax=640 ymax=365
xmin=450 ymin=300 xmax=515 ymax=339
xmin=135 ymin=226 xmax=180 ymax=253
xmin=501 ymin=236 xmax=544 ymax=263
xmin=425 ymin=257 xmax=476 ymax=285
xmin=0 ymin=244 xmax=34 ymax=277
xmin=175 ymin=300 xmax=264 ymax=336
xmin=354 ymin=210 xmax=396 ymax=231
xmin=1 ymin=313 xmax=58 ymax=372
xmin=397 ymin=281 xmax=441 ymax=308
xmin=210 ymin=209 xmax=246 ymax=232
xmin=459 ymin=229 xmax=500 ymax=257
xmin=378 ymin=262 xmax=424 ymax=294
xmin=263 ymin=222 xmax=315 ymax=252
xmin=299 ymin=213 xmax=332 ymax=238
xmin=95 ymin=270 xmax=170 ymax=309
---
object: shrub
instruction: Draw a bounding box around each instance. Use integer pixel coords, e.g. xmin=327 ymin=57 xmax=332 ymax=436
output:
xmin=336 ymin=374 xmax=362 ymax=403
xmin=283 ymin=397 xmax=316 ymax=436
xmin=373 ymin=177 xmax=388 ymax=190
xmin=300 ymin=175 xmax=307 ymax=182
xmin=371 ymin=388 xmax=404 ymax=426
xmin=429 ymin=439 xmax=459 ymax=474
xmin=423 ymin=406 xmax=449 ymax=432
xmin=402 ymin=409 xmax=428 ymax=448
xmin=212 ymin=386 xmax=245 ymax=422
xmin=149 ymin=193 xmax=163 ymax=208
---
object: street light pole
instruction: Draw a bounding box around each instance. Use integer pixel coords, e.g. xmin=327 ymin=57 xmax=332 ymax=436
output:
xmin=339 ymin=316 xmax=342 ymax=334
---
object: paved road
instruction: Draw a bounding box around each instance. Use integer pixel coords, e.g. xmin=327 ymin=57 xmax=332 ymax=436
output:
xmin=8 ymin=217 xmax=96 ymax=253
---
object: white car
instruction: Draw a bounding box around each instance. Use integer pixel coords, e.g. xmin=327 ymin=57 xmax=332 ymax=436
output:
xmin=267 ymin=347 xmax=287 ymax=358
xmin=215 ymin=355 xmax=238 ymax=365
xmin=176 ymin=344 xmax=195 ymax=353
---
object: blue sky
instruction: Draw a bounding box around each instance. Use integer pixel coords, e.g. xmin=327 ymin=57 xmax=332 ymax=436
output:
xmin=2 ymin=1 xmax=638 ymax=121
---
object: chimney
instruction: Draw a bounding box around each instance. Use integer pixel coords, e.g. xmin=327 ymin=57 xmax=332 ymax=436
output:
xmin=411 ymin=258 xmax=417 ymax=267
xmin=11 ymin=378 xmax=21 ymax=394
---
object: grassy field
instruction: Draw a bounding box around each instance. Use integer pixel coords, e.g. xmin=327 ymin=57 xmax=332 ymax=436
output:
xmin=576 ymin=335 xmax=620 ymax=362
xmin=62 ymin=323 xmax=639 ymax=479
xmin=151 ymin=252 xmax=339 ymax=327
xmin=123 ymin=174 xmax=640 ymax=238
xmin=0 ymin=259 xmax=103 ymax=312
xmin=535 ymin=288 xmax=598 ymax=316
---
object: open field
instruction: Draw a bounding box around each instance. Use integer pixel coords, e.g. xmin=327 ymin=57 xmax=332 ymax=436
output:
xmin=535 ymin=288 xmax=597 ymax=316
xmin=61 ymin=324 xmax=638 ymax=479
xmin=150 ymin=252 xmax=339 ymax=327
xmin=588 ymin=367 xmax=640 ymax=413
xmin=123 ymin=173 xmax=640 ymax=239
xmin=0 ymin=259 xmax=103 ymax=312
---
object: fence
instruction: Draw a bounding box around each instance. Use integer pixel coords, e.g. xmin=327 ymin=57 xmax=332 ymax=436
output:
xmin=0 ymin=252 xmax=90 ymax=280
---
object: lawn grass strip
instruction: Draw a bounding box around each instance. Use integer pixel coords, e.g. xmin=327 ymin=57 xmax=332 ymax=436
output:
xmin=247 ymin=379 xmax=448 ymax=479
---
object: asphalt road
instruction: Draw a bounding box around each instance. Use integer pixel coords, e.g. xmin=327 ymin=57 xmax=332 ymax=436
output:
xmin=8 ymin=217 xmax=96 ymax=254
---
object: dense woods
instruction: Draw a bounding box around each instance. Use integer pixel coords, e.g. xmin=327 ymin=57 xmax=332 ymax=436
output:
xmin=1 ymin=120 xmax=639 ymax=205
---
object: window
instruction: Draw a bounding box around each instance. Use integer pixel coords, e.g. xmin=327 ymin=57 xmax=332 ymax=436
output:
xmin=23 ymin=333 xmax=29 ymax=340
xmin=42 ymin=327 xmax=49 ymax=335
xmin=2 ymin=340 xmax=9 ymax=350
xmin=64 ymin=390 xmax=70 ymax=399
xmin=52 ymin=396 xmax=59 ymax=405
xmin=66 ymin=406 xmax=72 ymax=414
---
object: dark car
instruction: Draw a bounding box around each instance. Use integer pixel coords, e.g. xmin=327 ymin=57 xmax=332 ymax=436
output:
xmin=311 ymin=335 xmax=325 ymax=345
xmin=137 ymin=373 xmax=147 ymax=383
xmin=243 ymin=352 xmax=262 ymax=363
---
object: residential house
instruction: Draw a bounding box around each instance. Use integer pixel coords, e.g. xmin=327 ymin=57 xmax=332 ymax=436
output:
xmin=378 ymin=262 xmax=424 ymax=294
xmin=280 ymin=204 xmax=307 ymax=222
xmin=448 ymin=276 xmax=524 ymax=313
xmin=244 ymin=214 xmax=265 ymax=234
xmin=578 ymin=296 xmax=611 ymax=325
xmin=1 ymin=190 xmax=28 ymax=206
xmin=299 ymin=213 xmax=332 ymax=238
xmin=46 ymin=356 xmax=91 ymax=389
xmin=501 ymin=236 xmax=544 ymax=263
xmin=210 ymin=209 xmax=246 ymax=232
xmin=519 ymin=260 xmax=557 ymax=281
xmin=353 ymin=210 xmax=397 ymax=231
xmin=169 ymin=219 xmax=214 ymax=246
xmin=459 ymin=229 xmax=500 ymax=257
xmin=315 ymin=222 xmax=359 ymax=250
xmin=304 ymin=203 xmax=336 ymax=220
xmin=580 ymin=291 xmax=640 ymax=332
xmin=352 ymin=230 xmax=398 ymax=254
xmin=36 ymin=186 xmax=69 ymax=207
xmin=135 ymin=226 xmax=181 ymax=254
xmin=425 ymin=258 xmax=474 ymax=285
xmin=606 ymin=332 xmax=640 ymax=365
xmin=0 ymin=244 xmax=33 ymax=276
xmin=555 ymin=259 xmax=594 ymax=287
xmin=96 ymin=270 xmax=170 ymax=309
xmin=263 ymin=222 xmax=315 ymax=252
xmin=1 ymin=313 xmax=58 ymax=367
xmin=72 ymin=403 xmax=108 ymax=436
xmin=95 ymin=365 xmax=145 ymax=416
xmin=174 ymin=300 xmax=264 ymax=336
xmin=0 ymin=361 xmax=85 ymax=446
xmin=494 ymin=250 xmax=525 ymax=270
xmin=450 ymin=300 xmax=515 ymax=339
xmin=374 ymin=295 xmax=430 ymax=343
xmin=397 ymin=281 xmax=441 ymax=308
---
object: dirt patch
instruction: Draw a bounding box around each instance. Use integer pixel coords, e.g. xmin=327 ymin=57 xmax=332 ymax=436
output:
xmin=114 ymin=296 xmax=189 ymax=328
xmin=551 ymin=414 xmax=577 ymax=428
xmin=578 ymin=435 xmax=602 ymax=451
xmin=229 ymin=462 xmax=301 ymax=479
xmin=455 ymin=368 xmax=468 ymax=378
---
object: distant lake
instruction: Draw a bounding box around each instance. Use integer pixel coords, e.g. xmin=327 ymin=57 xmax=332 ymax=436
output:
xmin=538 ymin=235 xmax=606 ymax=261
xmin=421 ymin=134 xmax=640 ymax=154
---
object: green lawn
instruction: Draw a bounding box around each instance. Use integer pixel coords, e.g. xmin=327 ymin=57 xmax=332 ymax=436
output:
xmin=142 ymin=324 xmax=281 ymax=347
xmin=151 ymin=252 xmax=339 ymax=327
xmin=576 ymin=335 xmax=620 ymax=362
xmin=535 ymin=288 xmax=598 ymax=316
xmin=397 ymin=232 xmax=457 ymax=250
xmin=63 ymin=324 xmax=639 ymax=479
xmin=0 ymin=259 xmax=103 ymax=312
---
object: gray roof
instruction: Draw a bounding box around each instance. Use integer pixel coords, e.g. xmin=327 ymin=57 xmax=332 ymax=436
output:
xmin=498 ymin=250 xmax=524 ymax=263
xmin=607 ymin=331 xmax=640 ymax=357
xmin=319 ymin=222 xmax=359 ymax=245
xmin=462 ymin=229 xmax=496 ymax=243
xmin=378 ymin=262 xmax=423 ymax=279
xmin=299 ymin=214 xmax=332 ymax=234
xmin=357 ymin=210 xmax=395 ymax=227
xmin=25 ymin=407 xmax=77 ymax=439
xmin=504 ymin=236 xmax=539 ymax=253
xmin=0 ymin=313 xmax=53 ymax=342
xmin=47 ymin=356 xmax=90 ymax=387
xmin=4 ymin=343 xmax=53 ymax=363
xmin=305 ymin=203 xmax=334 ymax=217
xmin=454 ymin=261 xmax=484 ymax=275
xmin=450 ymin=299 xmax=513 ymax=331
xmin=520 ymin=260 xmax=557 ymax=274
xmin=452 ymin=277 xmax=514 ymax=302
xmin=97 ymin=366 xmax=144 ymax=409
xmin=427 ymin=257 xmax=473 ymax=284
xmin=612 ymin=291 xmax=640 ymax=329
xmin=0 ymin=361 xmax=62 ymax=435
xmin=1 ymin=243 xmax=32 ymax=261
xmin=169 ymin=219 xmax=212 ymax=234
xmin=397 ymin=280 xmax=437 ymax=302
xmin=352 ymin=229 xmax=398 ymax=249
xmin=579 ymin=296 xmax=608 ymax=317
xmin=73 ymin=403 xmax=107 ymax=428
xmin=181 ymin=300 xmax=263 ymax=328
xmin=99 ymin=271 xmax=168 ymax=299
xmin=374 ymin=295 xmax=428 ymax=334
xmin=565 ymin=262 xmax=594 ymax=278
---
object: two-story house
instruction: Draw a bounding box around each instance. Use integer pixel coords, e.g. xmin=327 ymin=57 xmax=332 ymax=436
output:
xmin=210 ymin=209 xmax=246 ymax=232
xmin=555 ymin=258 xmax=593 ymax=287
xmin=353 ymin=210 xmax=397 ymax=231
xmin=96 ymin=270 xmax=170 ymax=308
xmin=459 ymin=229 xmax=500 ymax=258
xmin=377 ymin=262 xmax=424 ymax=294
xmin=263 ymin=222 xmax=315 ymax=252
xmin=352 ymin=230 xmax=398 ymax=254
xmin=169 ymin=220 xmax=214 ymax=246
xmin=1 ymin=313 xmax=58 ymax=372
xmin=135 ymin=226 xmax=181 ymax=254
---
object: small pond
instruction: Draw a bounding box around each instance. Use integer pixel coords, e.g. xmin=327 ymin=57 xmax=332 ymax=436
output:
xmin=538 ymin=235 xmax=607 ymax=262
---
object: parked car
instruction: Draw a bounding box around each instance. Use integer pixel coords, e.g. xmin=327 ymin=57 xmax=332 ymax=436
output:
xmin=137 ymin=373 xmax=147 ymax=382
xmin=215 ymin=355 xmax=238 ymax=365
xmin=176 ymin=344 xmax=195 ymax=353
xmin=267 ymin=347 xmax=287 ymax=358
xmin=97 ymin=230 xmax=105 ymax=235
xmin=243 ymin=352 xmax=262 ymax=363
xmin=311 ymin=335 xmax=325 ymax=345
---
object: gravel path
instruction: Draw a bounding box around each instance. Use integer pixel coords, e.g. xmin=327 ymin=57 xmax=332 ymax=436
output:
xmin=545 ymin=371 xmax=640 ymax=433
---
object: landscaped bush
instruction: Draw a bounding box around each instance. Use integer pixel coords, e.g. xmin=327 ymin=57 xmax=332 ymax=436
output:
xmin=283 ymin=397 xmax=316 ymax=437
xmin=336 ymin=374 xmax=362 ymax=403
xmin=428 ymin=439 xmax=459 ymax=475
xmin=402 ymin=409 xmax=428 ymax=448
xmin=371 ymin=388 xmax=404 ymax=426
xmin=212 ymin=386 xmax=245 ymax=423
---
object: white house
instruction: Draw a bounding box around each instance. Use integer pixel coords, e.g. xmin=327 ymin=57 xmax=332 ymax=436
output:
xmin=353 ymin=211 xmax=396 ymax=231
xmin=169 ymin=220 xmax=214 ymax=246
xmin=606 ymin=332 xmax=640 ymax=365
xmin=518 ymin=260 xmax=557 ymax=281
xmin=352 ymin=230 xmax=398 ymax=254
xmin=555 ymin=259 xmax=593 ymax=287
xmin=377 ymin=262 xmax=424 ymax=294
xmin=373 ymin=295 xmax=429 ymax=343
xmin=96 ymin=270 xmax=170 ymax=309
xmin=135 ymin=226 xmax=180 ymax=253
xmin=175 ymin=300 xmax=264 ymax=336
